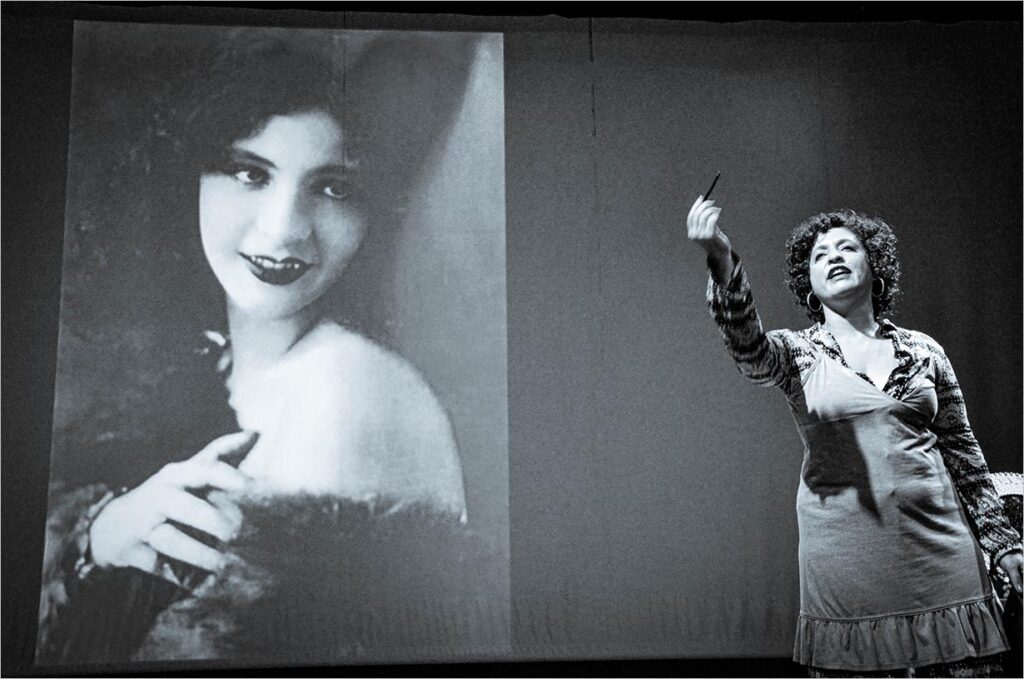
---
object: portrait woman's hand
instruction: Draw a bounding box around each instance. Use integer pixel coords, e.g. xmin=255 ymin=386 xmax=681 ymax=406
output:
xmin=88 ymin=431 xmax=258 ymax=582
xmin=687 ymin=195 xmax=734 ymax=283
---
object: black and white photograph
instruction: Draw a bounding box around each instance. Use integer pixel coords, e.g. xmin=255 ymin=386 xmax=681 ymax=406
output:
xmin=3 ymin=5 xmax=1022 ymax=678
xmin=33 ymin=21 xmax=509 ymax=668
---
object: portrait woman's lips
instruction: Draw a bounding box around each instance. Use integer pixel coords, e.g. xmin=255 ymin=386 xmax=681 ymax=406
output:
xmin=241 ymin=253 xmax=313 ymax=286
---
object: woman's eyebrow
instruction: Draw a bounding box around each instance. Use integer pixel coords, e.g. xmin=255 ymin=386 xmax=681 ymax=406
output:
xmin=312 ymin=160 xmax=360 ymax=175
xmin=227 ymin=149 xmax=277 ymax=169
xmin=812 ymin=238 xmax=857 ymax=252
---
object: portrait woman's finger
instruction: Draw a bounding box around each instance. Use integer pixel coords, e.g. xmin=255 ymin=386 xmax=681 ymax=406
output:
xmin=157 ymin=459 xmax=252 ymax=494
xmin=193 ymin=430 xmax=259 ymax=464
xmin=154 ymin=486 xmax=239 ymax=543
xmin=206 ymin=489 xmax=244 ymax=531
xmin=146 ymin=522 xmax=225 ymax=573
xmin=121 ymin=542 xmax=163 ymax=577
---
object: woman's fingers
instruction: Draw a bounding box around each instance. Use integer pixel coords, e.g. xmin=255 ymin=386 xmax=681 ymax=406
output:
xmin=158 ymin=459 xmax=251 ymax=493
xmin=706 ymin=208 xmax=721 ymax=235
xmin=688 ymin=194 xmax=704 ymax=219
xmin=1005 ymin=562 xmax=1022 ymax=594
xmin=697 ymin=204 xmax=712 ymax=233
xmin=194 ymin=430 xmax=259 ymax=463
xmin=157 ymin=487 xmax=239 ymax=543
xmin=206 ymin=490 xmax=244 ymax=533
xmin=1007 ymin=557 xmax=1023 ymax=594
xmin=88 ymin=432 xmax=256 ymax=573
xmin=198 ymin=461 xmax=253 ymax=494
xmin=688 ymin=198 xmax=716 ymax=238
xmin=998 ymin=552 xmax=1023 ymax=594
xmin=697 ymin=204 xmax=720 ymax=235
xmin=687 ymin=196 xmax=712 ymax=219
xmin=146 ymin=522 xmax=225 ymax=573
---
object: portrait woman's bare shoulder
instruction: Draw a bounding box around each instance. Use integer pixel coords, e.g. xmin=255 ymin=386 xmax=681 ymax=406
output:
xmin=237 ymin=321 xmax=466 ymax=514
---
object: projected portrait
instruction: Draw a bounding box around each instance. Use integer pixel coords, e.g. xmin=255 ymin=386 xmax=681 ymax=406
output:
xmin=36 ymin=21 xmax=509 ymax=667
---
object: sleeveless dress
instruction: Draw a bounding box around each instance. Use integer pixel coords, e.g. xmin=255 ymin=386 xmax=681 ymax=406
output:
xmin=707 ymin=259 xmax=1020 ymax=671
xmin=792 ymin=347 xmax=1005 ymax=670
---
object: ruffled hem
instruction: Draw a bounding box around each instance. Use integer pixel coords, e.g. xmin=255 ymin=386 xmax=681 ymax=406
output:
xmin=793 ymin=596 xmax=1010 ymax=671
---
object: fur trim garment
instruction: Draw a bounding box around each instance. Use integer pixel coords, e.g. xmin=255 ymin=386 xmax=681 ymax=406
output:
xmin=37 ymin=489 xmax=508 ymax=667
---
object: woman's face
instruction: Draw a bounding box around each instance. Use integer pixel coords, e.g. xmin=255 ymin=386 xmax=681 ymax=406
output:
xmin=199 ymin=110 xmax=365 ymax=322
xmin=808 ymin=227 xmax=873 ymax=309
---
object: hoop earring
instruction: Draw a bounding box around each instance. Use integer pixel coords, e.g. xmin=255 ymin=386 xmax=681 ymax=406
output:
xmin=806 ymin=292 xmax=822 ymax=313
xmin=872 ymin=279 xmax=886 ymax=299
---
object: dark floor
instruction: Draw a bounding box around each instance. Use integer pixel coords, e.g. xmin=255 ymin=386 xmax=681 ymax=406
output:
xmin=17 ymin=657 xmax=806 ymax=678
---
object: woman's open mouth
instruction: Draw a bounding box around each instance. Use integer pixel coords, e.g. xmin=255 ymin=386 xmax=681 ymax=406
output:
xmin=241 ymin=254 xmax=312 ymax=286
xmin=827 ymin=266 xmax=851 ymax=280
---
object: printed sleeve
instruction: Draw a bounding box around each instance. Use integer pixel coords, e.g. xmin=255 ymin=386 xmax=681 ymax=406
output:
xmin=929 ymin=341 xmax=1022 ymax=564
xmin=706 ymin=254 xmax=798 ymax=394
xmin=36 ymin=483 xmax=117 ymax=661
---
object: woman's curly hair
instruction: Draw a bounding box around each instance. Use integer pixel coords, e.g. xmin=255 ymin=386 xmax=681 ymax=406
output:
xmin=785 ymin=210 xmax=901 ymax=323
xmin=54 ymin=24 xmax=475 ymax=485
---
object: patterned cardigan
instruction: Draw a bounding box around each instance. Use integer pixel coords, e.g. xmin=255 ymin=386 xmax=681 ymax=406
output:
xmin=706 ymin=256 xmax=1022 ymax=566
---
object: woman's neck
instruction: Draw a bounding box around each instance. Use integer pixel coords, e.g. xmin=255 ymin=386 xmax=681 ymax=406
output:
xmin=821 ymin=296 xmax=879 ymax=340
xmin=226 ymin=303 xmax=320 ymax=377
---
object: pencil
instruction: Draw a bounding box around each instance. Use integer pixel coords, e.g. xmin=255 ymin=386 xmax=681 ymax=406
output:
xmin=703 ymin=171 xmax=721 ymax=201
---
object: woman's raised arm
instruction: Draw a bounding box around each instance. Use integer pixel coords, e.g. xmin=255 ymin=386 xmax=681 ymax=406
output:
xmin=687 ymin=196 xmax=797 ymax=392
xmin=687 ymin=196 xmax=733 ymax=283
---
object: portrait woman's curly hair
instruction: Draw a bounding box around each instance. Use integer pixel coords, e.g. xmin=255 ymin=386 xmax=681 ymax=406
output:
xmin=785 ymin=210 xmax=901 ymax=323
xmin=51 ymin=26 xmax=474 ymax=488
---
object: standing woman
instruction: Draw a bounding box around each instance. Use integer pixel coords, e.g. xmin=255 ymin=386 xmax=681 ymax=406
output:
xmin=688 ymin=196 xmax=1022 ymax=677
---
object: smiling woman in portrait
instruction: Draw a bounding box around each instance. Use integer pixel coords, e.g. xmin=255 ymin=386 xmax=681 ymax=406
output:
xmin=197 ymin=108 xmax=464 ymax=510
xmin=36 ymin=25 xmax=506 ymax=665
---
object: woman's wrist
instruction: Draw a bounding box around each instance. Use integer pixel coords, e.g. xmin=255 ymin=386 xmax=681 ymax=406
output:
xmin=73 ymin=487 xmax=127 ymax=581
xmin=704 ymin=240 xmax=736 ymax=286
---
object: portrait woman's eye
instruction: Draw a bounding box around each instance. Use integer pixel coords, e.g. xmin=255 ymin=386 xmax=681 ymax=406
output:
xmin=227 ymin=164 xmax=270 ymax=187
xmin=317 ymin=175 xmax=355 ymax=202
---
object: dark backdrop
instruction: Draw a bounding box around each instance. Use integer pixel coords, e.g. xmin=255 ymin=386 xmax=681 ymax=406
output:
xmin=3 ymin=4 xmax=1021 ymax=676
xmin=504 ymin=17 xmax=1023 ymax=660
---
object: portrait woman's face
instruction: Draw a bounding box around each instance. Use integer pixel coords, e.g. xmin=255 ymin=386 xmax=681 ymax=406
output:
xmin=199 ymin=110 xmax=366 ymax=322
xmin=808 ymin=227 xmax=873 ymax=308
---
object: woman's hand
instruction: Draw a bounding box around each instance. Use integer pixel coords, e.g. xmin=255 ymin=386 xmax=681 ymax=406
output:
xmin=998 ymin=551 xmax=1023 ymax=595
xmin=687 ymin=195 xmax=734 ymax=283
xmin=88 ymin=431 xmax=258 ymax=583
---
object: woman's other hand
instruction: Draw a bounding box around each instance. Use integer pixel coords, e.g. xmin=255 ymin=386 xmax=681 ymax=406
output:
xmin=88 ymin=431 xmax=258 ymax=582
xmin=687 ymin=195 xmax=734 ymax=283
xmin=998 ymin=551 xmax=1024 ymax=595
